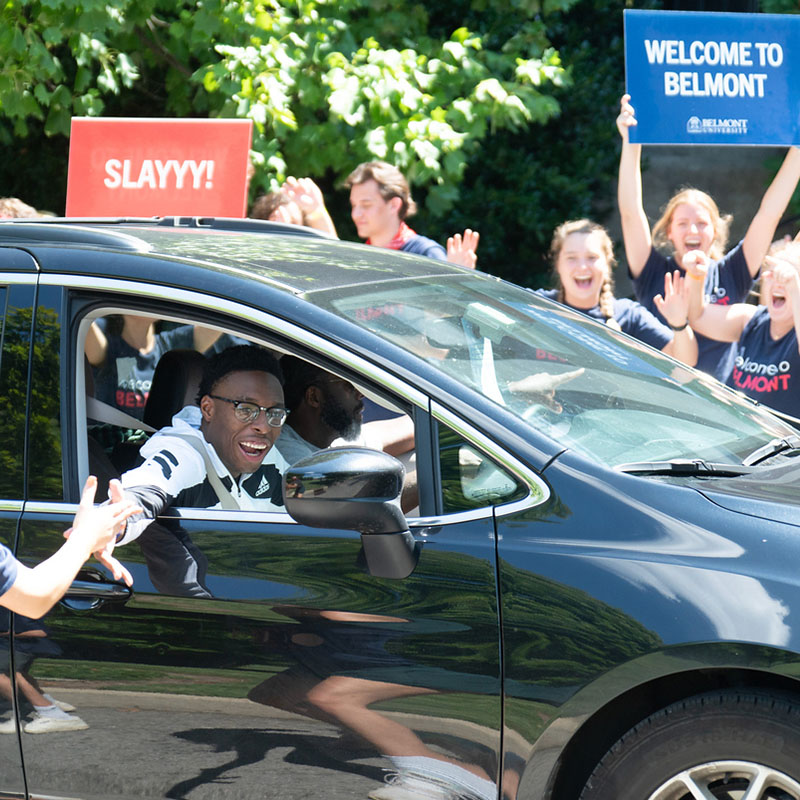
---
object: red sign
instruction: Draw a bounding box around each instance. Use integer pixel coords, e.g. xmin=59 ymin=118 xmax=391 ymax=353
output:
xmin=65 ymin=117 xmax=253 ymax=217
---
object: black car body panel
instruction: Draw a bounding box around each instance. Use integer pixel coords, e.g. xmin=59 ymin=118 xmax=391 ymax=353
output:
xmin=1 ymin=220 xmax=800 ymax=799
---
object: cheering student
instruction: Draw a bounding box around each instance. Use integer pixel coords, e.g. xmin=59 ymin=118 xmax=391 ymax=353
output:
xmin=617 ymin=93 xmax=800 ymax=380
xmin=687 ymin=241 xmax=800 ymax=418
xmin=536 ymin=218 xmax=698 ymax=367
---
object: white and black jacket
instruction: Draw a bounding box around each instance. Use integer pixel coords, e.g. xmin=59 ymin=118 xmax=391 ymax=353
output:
xmin=118 ymin=406 xmax=288 ymax=545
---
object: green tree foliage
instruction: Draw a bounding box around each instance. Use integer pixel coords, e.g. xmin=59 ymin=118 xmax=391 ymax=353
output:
xmin=759 ymin=0 xmax=799 ymax=12
xmin=0 ymin=1 xmax=574 ymax=218
xmin=425 ymin=0 xmax=648 ymax=286
xmin=1 ymin=0 xmax=682 ymax=284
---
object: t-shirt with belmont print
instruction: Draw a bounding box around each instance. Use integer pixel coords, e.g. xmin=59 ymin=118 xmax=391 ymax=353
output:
xmin=726 ymin=306 xmax=800 ymax=418
xmin=93 ymin=318 xmax=195 ymax=419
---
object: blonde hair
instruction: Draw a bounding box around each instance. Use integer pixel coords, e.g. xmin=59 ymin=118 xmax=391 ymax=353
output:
xmin=652 ymin=188 xmax=731 ymax=261
xmin=773 ymin=241 xmax=800 ymax=270
xmin=550 ymin=219 xmax=618 ymax=323
xmin=0 ymin=197 xmax=41 ymax=219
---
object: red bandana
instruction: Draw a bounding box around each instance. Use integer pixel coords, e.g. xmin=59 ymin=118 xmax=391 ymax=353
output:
xmin=368 ymin=221 xmax=417 ymax=249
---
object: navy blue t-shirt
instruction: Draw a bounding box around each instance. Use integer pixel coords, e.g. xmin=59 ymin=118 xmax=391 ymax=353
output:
xmin=0 ymin=544 xmax=18 ymax=597
xmin=726 ymin=305 xmax=800 ymax=418
xmin=93 ymin=319 xmax=195 ymax=418
xmin=632 ymin=241 xmax=755 ymax=381
xmin=535 ymin=289 xmax=672 ymax=351
xmin=400 ymin=234 xmax=447 ymax=261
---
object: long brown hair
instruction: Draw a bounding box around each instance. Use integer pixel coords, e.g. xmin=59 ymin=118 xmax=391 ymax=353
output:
xmin=550 ymin=219 xmax=617 ymax=322
xmin=652 ymin=188 xmax=730 ymax=260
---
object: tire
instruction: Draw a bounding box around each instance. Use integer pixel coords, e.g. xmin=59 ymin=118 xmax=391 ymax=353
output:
xmin=579 ymin=690 xmax=800 ymax=800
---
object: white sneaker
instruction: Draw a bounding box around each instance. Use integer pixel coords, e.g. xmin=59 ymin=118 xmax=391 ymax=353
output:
xmin=43 ymin=693 xmax=76 ymax=713
xmin=23 ymin=713 xmax=88 ymax=734
xmin=0 ymin=716 xmax=17 ymax=735
xmin=369 ymin=773 xmax=458 ymax=800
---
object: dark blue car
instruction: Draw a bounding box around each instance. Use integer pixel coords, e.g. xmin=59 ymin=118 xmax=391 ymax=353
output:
xmin=1 ymin=217 xmax=800 ymax=800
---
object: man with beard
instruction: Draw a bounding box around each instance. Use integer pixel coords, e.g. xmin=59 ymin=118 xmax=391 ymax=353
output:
xmin=276 ymin=356 xmax=413 ymax=464
xmin=276 ymin=356 xmax=417 ymax=511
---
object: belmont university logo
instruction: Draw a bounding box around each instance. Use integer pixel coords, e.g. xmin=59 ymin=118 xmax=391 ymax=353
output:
xmin=687 ymin=116 xmax=748 ymax=135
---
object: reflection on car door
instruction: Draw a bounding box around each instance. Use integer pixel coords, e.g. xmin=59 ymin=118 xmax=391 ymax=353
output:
xmin=15 ymin=293 xmax=503 ymax=799
xmin=17 ymin=512 xmax=502 ymax=799
xmin=0 ymin=275 xmax=37 ymax=794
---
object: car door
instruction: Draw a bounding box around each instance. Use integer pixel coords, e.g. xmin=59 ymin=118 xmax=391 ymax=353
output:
xmin=14 ymin=284 xmax=517 ymax=800
xmin=0 ymin=254 xmax=38 ymax=795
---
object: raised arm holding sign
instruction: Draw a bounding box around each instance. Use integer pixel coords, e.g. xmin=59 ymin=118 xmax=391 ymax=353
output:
xmin=616 ymin=94 xmax=800 ymax=382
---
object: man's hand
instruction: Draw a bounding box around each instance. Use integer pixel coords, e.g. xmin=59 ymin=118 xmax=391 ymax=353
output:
xmin=447 ymin=229 xmax=480 ymax=269
xmin=64 ymin=477 xmax=138 ymax=586
xmin=509 ymin=368 xmax=585 ymax=412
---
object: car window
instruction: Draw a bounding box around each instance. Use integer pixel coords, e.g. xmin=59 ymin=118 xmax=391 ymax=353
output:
xmin=28 ymin=286 xmax=64 ymax=501
xmin=438 ymin=424 xmax=526 ymax=513
xmin=3 ymin=283 xmax=62 ymax=503
xmin=310 ymin=275 xmax=796 ymax=468
xmin=0 ymin=285 xmax=24 ymax=501
xmin=76 ymin=306 xmax=420 ymax=517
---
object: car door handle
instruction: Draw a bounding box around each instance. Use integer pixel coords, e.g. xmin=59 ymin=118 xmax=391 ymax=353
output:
xmin=61 ymin=578 xmax=132 ymax=611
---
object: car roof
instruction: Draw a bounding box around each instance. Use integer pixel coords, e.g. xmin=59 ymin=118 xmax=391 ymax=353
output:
xmin=0 ymin=217 xmax=466 ymax=295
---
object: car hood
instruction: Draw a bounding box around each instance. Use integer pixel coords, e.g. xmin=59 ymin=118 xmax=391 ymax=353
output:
xmin=698 ymin=456 xmax=800 ymax=528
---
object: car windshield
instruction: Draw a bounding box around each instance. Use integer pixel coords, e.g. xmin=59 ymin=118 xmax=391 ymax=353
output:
xmin=309 ymin=273 xmax=794 ymax=468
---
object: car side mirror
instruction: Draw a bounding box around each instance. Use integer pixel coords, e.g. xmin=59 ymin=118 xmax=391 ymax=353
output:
xmin=282 ymin=447 xmax=419 ymax=579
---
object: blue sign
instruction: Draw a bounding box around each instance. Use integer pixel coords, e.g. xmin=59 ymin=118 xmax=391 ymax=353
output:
xmin=624 ymin=9 xmax=800 ymax=146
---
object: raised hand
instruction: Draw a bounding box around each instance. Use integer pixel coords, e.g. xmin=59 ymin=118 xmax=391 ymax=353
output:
xmin=283 ymin=177 xmax=323 ymax=217
xmin=681 ymin=249 xmax=710 ymax=280
xmin=282 ymin=177 xmax=336 ymax=235
xmin=616 ymin=94 xmax=637 ymax=141
xmin=447 ymin=229 xmax=480 ymax=269
xmin=653 ymin=270 xmax=690 ymax=330
xmin=65 ymin=477 xmax=138 ymax=586
xmin=764 ymin=254 xmax=800 ymax=300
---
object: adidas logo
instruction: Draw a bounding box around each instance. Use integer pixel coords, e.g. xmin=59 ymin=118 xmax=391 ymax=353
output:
xmin=255 ymin=474 xmax=271 ymax=497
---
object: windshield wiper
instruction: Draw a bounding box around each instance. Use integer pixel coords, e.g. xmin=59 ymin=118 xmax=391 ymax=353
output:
xmin=616 ymin=459 xmax=755 ymax=477
xmin=742 ymin=434 xmax=800 ymax=467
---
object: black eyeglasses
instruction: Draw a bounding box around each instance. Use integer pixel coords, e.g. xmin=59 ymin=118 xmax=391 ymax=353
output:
xmin=209 ymin=395 xmax=288 ymax=427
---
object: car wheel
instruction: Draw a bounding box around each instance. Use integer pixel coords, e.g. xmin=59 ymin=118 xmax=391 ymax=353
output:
xmin=579 ymin=691 xmax=800 ymax=800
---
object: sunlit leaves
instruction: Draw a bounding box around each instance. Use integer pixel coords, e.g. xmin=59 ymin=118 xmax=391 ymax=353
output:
xmin=0 ymin=0 xmax=576 ymax=213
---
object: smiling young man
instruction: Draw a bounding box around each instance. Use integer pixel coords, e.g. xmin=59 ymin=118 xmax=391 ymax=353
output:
xmin=345 ymin=161 xmax=479 ymax=268
xmin=113 ymin=345 xmax=289 ymax=550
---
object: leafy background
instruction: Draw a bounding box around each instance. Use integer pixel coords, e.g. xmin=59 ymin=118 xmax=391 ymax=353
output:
xmin=0 ymin=0 xmax=797 ymax=286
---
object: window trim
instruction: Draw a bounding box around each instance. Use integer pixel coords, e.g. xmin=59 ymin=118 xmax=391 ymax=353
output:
xmin=51 ymin=274 xmax=547 ymax=523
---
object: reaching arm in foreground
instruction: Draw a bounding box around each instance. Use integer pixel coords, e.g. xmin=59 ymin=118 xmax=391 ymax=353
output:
xmin=0 ymin=477 xmax=139 ymax=618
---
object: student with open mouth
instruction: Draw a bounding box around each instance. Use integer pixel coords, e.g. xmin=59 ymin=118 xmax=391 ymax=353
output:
xmin=688 ymin=241 xmax=800 ymax=418
xmin=536 ymin=218 xmax=698 ymax=367
xmin=616 ymin=94 xmax=800 ymax=382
